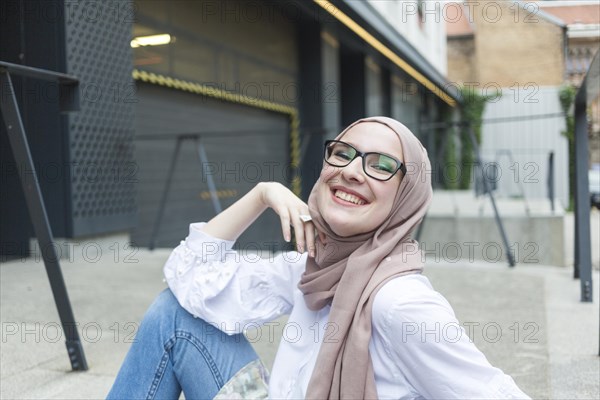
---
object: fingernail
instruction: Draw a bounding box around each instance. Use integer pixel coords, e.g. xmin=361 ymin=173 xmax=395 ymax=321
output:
xmin=285 ymin=235 xmax=290 ymax=242
xmin=309 ymin=250 xmax=315 ymax=258
xmin=297 ymin=243 xmax=303 ymax=253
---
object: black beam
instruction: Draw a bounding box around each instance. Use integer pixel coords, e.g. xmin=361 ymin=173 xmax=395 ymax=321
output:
xmin=340 ymin=46 xmax=366 ymax=126
xmin=548 ymin=152 xmax=555 ymax=213
xmin=0 ymin=61 xmax=78 ymax=83
xmin=467 ymin=126 xmax=516 ymax=267
xmin=573 ymin=84 xmax=593 ymax=302
xmin=149 ymin=138 xmax=182 ymax=250
xmin=0 ymin=61 xmax=79 ymax=112
xmin=381 ymin=67 xmax=392 ymax=117
xmin=297 ymin=19 xmax=325 ymax=199
xmin=0 ymin=70 xmax=87 ymax=370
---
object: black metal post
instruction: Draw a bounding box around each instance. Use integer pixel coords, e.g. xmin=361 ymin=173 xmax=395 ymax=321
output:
xmin=0 ymin=71 xmax=87 ymax=371
xmin=149 ymin=137 xmax=182 ymax=250
xmin=493 ymin=149 xmax=530 ymax=215
xmin=573 ymin=86 xmax=593 ymax=302
xmin=466 ymin=126 xmax=516 ymax=267
xmin=196 ymin=138 xmax=222 ymax=215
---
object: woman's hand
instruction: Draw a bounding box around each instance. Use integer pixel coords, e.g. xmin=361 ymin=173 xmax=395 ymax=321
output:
xmin=201 ymin=182 xmax=317 ymax=257
xmin=258 ymin=182 xmax=316 ymax=257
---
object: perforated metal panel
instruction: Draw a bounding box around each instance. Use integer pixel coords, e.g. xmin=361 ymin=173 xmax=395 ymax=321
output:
xmin=63 ymin=1 xmax=136 ymax=236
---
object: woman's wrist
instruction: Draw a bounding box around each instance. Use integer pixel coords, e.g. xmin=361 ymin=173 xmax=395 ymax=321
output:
xmin=200 ymin=183 xmax=269 ymax=241
xmin=255 ymin=181 xmax=277 ymax=203
xmin=254 ymin=182 xmax=267 ymax=207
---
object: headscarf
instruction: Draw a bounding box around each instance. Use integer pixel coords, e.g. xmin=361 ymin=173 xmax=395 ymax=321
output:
xmin=298 ymin=116 xmax=433 ymax=399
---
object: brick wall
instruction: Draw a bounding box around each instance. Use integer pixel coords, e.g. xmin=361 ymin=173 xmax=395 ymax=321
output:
xmin=447 ymin=35 xmax=476 ymax=85
xmin=447 ymin=1 xmax=565 ymax=88
xmin=476 ymin=2 xmax=564 ymax=87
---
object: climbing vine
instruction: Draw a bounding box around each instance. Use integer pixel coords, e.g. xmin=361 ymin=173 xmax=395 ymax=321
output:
xmin=458 ymin=86 xmax=498 ymax=189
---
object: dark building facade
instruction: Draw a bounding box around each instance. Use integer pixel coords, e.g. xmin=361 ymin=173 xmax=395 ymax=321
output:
xmin=1 ymin=0 xmax=458 ymax=257
xmin=1 ymin=0 xmax=136 ymax=258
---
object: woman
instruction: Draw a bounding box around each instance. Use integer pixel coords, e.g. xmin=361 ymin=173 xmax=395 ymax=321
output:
xmin=108 ymin=117 xmax=530 ymax=399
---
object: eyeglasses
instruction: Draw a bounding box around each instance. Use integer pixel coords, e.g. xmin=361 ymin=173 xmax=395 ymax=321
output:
xmin=323 ymin=140 xmax=406 ymax=181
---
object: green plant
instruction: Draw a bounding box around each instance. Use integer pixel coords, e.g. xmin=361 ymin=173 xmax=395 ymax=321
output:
xmin=559 ymin=85 xmax=576 ymax=210
xmin=458 ymin=86 xmax=498 ymax=189
xmin=438 ymin=107 xmax=460 ymax=189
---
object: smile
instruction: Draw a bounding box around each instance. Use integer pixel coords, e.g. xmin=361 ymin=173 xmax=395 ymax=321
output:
xmin=333 ymin=189 xmax=367 ymax=205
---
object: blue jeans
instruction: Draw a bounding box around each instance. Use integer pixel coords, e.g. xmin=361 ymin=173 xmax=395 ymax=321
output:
xmin=107 ymin=288 xmax=259 ymax=400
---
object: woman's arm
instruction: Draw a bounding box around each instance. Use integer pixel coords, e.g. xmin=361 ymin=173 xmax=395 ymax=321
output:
xmin=201 ymin=182 xmax=316 ymax=257
xmin=374 ymin=276 xmax=531 ymax=399
xmin=164 ymin=222 xmax=307 ymax=332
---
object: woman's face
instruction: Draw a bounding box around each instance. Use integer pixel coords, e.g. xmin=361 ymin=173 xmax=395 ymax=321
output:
xmin=315 ymin=122 xmax=404 ymax=237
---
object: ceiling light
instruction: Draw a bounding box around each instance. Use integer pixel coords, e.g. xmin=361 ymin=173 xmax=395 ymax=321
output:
xmin=131 ymin=34 xmax=173 ymax=48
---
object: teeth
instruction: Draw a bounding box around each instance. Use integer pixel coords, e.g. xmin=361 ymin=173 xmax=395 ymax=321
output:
xmin=335 ymin=190 xmax=366 ymax=205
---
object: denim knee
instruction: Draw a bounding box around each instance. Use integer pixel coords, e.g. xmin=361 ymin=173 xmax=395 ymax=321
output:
xmin=142 ymin=288 xmax=244 ymax=345
xmin=142 ymin=289 xmax=203 ymax=331
xmin=141 ymin=288 xmax=181 ymax=327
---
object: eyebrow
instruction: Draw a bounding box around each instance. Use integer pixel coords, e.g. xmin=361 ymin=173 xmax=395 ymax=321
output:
xmin=343 ymin=140 xmax=404 ymax=162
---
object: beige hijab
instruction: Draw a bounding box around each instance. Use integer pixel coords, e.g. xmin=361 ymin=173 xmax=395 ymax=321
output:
xmin=298 ymin=116 xmax=433 ymax=399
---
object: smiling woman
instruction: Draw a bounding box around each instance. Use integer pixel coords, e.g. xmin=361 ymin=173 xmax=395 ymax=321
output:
xmin=315 ymin=121 xmax=406 ymax=237
xmin=107 ymin=117 xmax=531 ymax=400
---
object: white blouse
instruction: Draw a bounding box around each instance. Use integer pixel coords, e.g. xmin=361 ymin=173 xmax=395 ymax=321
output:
xmin=164 ymin=223 xmax=530 ymax=400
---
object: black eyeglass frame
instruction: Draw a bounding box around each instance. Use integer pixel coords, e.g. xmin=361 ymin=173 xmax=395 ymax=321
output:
xmin=323 ymin=140 xmax=407 ymax=181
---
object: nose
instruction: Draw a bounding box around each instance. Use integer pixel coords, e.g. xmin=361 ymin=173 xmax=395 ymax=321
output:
xmin=341 ymin=157 xmax=366 ymax=182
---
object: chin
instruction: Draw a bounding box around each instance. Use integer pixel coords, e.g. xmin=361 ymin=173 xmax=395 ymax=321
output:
xmin=322 ymin=214 xmax=358 ymax=237
xmin=329 ymin=225 xmax=352 ymax=237
xmin=317 ymin=187 xmax=367 ymax=237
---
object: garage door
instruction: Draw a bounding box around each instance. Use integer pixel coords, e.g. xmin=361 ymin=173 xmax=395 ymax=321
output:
xmin=132 ymin=82 xmax=292 ymax=251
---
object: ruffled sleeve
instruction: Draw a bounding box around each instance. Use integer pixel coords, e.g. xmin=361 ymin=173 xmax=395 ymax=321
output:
xmin=372 ymin=275 xmax=531 ymax=399
xmin=164 ymin=223 xmax=307 ymax=334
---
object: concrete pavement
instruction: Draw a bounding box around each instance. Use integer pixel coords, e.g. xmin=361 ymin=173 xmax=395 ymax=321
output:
xmin=1 ymin=241 xmax=598 ymax=399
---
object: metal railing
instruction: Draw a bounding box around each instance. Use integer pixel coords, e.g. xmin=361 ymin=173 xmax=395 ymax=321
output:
xmin=134 ymin=129 xmax=295 ymax=250
xmin=0 ymin=61 xmax=87 ymax=371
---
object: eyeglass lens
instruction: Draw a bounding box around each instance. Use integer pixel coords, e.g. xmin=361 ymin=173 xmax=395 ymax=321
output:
xmin=325 ymin=141 xmax=399 ymax=180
